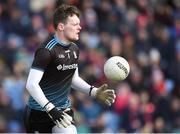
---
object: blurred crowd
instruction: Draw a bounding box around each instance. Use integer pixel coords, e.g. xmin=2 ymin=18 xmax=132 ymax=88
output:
xmin=0 ymin=0 xmax=179 ymax=133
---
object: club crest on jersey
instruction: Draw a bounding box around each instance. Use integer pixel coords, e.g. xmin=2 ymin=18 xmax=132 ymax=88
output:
xmin=57 ymin=64 xmax=77 ymax=70
xmin=58 ymin=54 xmax=65 ymax=58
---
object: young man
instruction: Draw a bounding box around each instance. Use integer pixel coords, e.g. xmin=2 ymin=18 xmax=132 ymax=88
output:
xmin=24 ymin=4 xmax=116 ymax=133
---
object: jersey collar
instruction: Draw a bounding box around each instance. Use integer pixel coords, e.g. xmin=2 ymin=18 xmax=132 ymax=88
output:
xmin=53 ymin=35 xmax=71 ymax=47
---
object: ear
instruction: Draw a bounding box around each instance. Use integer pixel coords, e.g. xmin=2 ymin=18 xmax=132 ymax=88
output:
xmin=57 ymin=23 xmax=64 ymax=31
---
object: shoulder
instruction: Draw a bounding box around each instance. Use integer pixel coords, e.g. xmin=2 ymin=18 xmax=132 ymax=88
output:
xmin=44 ymin=37 xmax=58 ymax=51
xmin=34 ymin=37 xmax=55 ymax=58
xmin=37 ymin=35 xmax=58 ymax=51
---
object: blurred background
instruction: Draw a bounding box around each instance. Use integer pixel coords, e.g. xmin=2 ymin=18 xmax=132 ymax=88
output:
xmin=0 ymin=0 xmax=179 ymax=133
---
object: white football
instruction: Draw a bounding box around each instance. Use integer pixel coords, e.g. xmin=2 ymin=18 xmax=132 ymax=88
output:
xmin=104 ymin=56 xmax=130 ymax=81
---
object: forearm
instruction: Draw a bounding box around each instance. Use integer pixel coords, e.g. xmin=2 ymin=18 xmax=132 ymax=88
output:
xmin=71 ymin=68 xmax=97 ymax=95
xmin=71 ymin=76 xmax=94 ymax=94
xmin=71 ymin=68 xmax=116 ymax=106
xmin=26 ymin=68 xmax=49 ymax=108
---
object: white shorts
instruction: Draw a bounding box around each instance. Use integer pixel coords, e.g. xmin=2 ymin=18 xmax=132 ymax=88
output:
xmin=52 ymin=124 xmax=77 ymax=134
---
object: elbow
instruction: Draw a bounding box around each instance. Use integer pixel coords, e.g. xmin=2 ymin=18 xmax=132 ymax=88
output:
xmin=26 ymin=81 xmax=32 ymax=92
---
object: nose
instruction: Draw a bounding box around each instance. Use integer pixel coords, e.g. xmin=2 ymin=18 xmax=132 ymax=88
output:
xmin=78 ymin=25 xmax=81 ymax=30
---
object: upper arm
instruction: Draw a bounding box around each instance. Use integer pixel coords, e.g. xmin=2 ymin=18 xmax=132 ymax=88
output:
xmin=26 ymin=68 xmax=44 ymax=88
xmin=32 ymin=48 xmax=52 ymax=71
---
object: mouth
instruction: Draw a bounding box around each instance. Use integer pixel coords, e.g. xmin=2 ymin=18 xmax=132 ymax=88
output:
xmin=76 ymin=33 xmax=80 ymax=36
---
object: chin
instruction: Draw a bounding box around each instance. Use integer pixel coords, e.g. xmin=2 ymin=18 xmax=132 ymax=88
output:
xmin=69 ymin=35 xmax=79 ymax=41
xmin=74 ymin=37 xmax=79 ymax=41
xmin=69 ymin=38 xmax=78 ymax=42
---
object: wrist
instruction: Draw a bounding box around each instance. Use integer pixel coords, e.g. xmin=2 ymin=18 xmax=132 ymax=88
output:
xmin=89 ymin=86 xmax=98 ymax=97
xmin=44 ymin=102 xmax=55 ymax=112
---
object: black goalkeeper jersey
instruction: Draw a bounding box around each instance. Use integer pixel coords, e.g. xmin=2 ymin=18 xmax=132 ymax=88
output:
xmin=28 ymin=35 xmax=79 ymax=111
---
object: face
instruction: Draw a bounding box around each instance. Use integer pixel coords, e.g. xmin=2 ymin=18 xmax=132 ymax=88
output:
xmin=63 ymin=14 xmax=81 ymax=42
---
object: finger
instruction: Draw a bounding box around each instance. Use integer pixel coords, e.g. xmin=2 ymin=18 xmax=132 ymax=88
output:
xmin=48 ymin=113 xmax=53 ymax=120
xmin=105 ymin=99 xmax=111 ymax=106
xmin=56 ymin=120 xmax=64 ymax=128
xmin=62 ymin=115 xmax=71 ymax=125
xmin=113 ymin=94 xmax=116 ymax=99
xmin=63 ymin=110 xmax=74 ymax=123
xmin=63 ymin=112 xmax=73 ymax=121
xmin=109 ymin=89 xmax=115 ymax=94
xmin=107 ymin=91 xmax=116 ymax=97
xmin=99 ymin=84 xmax=108 ymax=91
xmin=104 ymin=93 xmax=115 ymax=98
xmin=107 ymin=97 xmax=115 ymax=103
xmin=64 ymin=108 xmax=71 ymax=112
xmin=105 ymin=93 xmax=116 ymax=99
xmin=60 ymin=118 xmax=68 ymax=128
xmin=107 ymin=93 xmax=116 ymax=98
xmin=104 ymin=89 xmax=115 ymax=94
xmin=54 ymin=120 xmax=58 ymax=126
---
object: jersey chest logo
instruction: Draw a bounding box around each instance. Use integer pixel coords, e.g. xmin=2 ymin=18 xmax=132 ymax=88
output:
xmin=57 ymin=63 xmax=78 ymax=71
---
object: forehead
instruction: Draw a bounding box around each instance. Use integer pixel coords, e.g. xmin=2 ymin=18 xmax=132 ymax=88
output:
xmin=66 ymin=14 xmax=80 ymax=24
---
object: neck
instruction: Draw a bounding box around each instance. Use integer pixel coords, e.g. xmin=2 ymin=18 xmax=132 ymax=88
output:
xmin=54 ymin=31 xmax=70 ymax=45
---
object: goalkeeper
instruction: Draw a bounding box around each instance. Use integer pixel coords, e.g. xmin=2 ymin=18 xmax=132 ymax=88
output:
xmin=24 ymin=4 xmax=116 ymax=133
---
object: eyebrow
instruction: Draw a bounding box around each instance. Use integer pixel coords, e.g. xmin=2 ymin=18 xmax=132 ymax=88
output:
xmin=69 ymin=19 xmax=80 ymax=25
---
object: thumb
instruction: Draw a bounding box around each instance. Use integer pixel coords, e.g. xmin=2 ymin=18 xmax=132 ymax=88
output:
xmin=64 ymin=108 xmax=71 ymax=112
xmin=99 ymin=84 xmax=108 ymax=91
